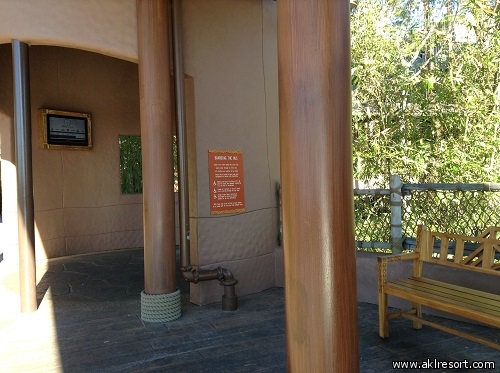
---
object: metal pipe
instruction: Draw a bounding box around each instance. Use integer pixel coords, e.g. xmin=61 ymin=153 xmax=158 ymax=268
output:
xmin=171 ymin=0 xmax=237 ymax=311
xmin=172 ymin=0 xmax=190 ymax=270
xmin=12 ymin=40 xmax=37 ymax=313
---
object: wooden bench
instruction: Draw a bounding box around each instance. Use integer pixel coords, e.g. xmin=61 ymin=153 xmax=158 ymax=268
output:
xmin=378 ymin=225 xmax=500 ymax=350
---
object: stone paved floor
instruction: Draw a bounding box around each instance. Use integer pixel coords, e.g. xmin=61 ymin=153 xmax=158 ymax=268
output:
xmin=0 ymin=249 xmax=499 ymax=372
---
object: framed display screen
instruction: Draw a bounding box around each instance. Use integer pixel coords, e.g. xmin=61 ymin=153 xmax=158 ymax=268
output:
xmin=39 ymin=109 xmax=92 ymax=150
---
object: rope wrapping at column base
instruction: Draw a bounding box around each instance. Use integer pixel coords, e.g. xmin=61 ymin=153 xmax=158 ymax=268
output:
xmin=141 ymin=289 xmax=181 ymax=322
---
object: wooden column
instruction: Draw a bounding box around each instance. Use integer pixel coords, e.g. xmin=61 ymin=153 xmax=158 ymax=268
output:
xmin=136 ymin=0 xmax=177 ymax=295
xmin=13 ymin=40 xmax=37 ymax=313
xmin=277 ymin=1 xmax=359 ymax=371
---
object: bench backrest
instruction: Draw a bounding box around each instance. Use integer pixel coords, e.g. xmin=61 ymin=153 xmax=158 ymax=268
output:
xmin=416 ymin=225 xmax=500 ymax=277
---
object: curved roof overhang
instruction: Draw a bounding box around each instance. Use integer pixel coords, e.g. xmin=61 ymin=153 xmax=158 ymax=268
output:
xmin=0 ymin=0 xmax=138 ymax=62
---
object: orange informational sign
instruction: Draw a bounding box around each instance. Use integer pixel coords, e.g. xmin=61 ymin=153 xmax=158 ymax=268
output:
xmin=208 ymin=150 xmax=245 ymax=214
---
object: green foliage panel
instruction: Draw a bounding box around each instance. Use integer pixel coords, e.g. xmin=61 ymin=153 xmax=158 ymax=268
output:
xmin=119 ymin=135 xmax=179 ymax=194
xmin=119 ymin=135 xmax=143 ymax=194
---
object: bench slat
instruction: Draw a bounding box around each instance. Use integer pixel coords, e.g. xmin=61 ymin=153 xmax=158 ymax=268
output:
xmin=386 ymin=281 xmax=500 ymax=318
xmin=388 ymin=279 xmax=500 ymax=316
xmin=409 ymin=277 xmax=500 ymax=302
xmin=385 ymin=280 xmax=500 ymax=328
xmin=401 ymin=277 xmax=500 ymax=310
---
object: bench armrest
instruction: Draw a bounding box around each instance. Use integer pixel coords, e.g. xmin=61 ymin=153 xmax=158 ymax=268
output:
xmin=378 ymin=253 xmax=420 ymax=292
xmin=377 ymin=252 xmax=419 ymax=264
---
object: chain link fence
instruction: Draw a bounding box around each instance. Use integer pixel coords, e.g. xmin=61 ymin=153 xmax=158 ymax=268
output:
xmin=401 ymin=188 xmax=500 ymax=239
xmin=279 ymin=178 xmax=500 ymax=254
xmin=354 ymin=190 xmax=391 ymax=250
xmin=355 ymin=177 xmax=500 ymax=253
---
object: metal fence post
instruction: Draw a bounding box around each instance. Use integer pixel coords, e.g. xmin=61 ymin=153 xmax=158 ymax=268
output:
xmin=390 ymin=174 xmax=403 ymax=254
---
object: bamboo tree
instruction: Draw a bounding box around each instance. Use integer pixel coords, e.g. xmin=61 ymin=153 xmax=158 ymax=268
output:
xmin=351 ymin=0 xmax=500 ymax=185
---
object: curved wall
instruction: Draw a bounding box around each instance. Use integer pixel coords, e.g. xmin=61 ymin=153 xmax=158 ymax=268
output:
xmin=0 ymin=44 xmax=143 ymax=261
xmin=183 ymin=0 xmax=280 ymax=304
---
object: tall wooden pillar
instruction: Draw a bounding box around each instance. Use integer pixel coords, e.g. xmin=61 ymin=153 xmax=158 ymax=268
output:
xmin=13 ymin=40 xmax=37 ymax=313
xmin=136 ymin=0 xmax=177 ymax=313
xmin=277 ymin=1 xmax=359 ymax=371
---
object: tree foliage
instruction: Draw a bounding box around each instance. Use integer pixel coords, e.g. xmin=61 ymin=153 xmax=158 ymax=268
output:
xmin=119 ymin=135 xmax=179 ymax=194
xmin=119 ymin=135 xmax=143 ymax=194
xmin=351 ymin=0 xmax=500 ymax=185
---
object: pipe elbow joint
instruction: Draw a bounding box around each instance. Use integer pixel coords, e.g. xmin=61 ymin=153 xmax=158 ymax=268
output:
xmin=217 ymin=267 xmax=238 ymax=286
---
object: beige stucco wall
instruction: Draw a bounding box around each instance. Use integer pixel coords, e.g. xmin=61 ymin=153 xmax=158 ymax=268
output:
xmin=32 ymin=46 xmax=144 ymax=259
xmin=0 ymin=44 xmax=144 ymax=262
xmin=182 ymin=0 xmax=280 ymax=304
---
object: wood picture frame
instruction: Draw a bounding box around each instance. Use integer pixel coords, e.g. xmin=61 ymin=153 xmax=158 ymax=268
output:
xmin=38 ymin=109 xmax=92 ymax=150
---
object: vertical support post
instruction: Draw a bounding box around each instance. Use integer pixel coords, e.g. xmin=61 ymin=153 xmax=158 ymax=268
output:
xmin=277 ymin=1 xmax=359 ymax=371
xmin=390 ymin=174 xmax=403 ymax=254
xmin=12 ymin=40 xmax=37 ymax=313
xmin=172 ymin=0 xmax=190 ymax=269
xmin=137 ymin=0 xmax=180 ymax=322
